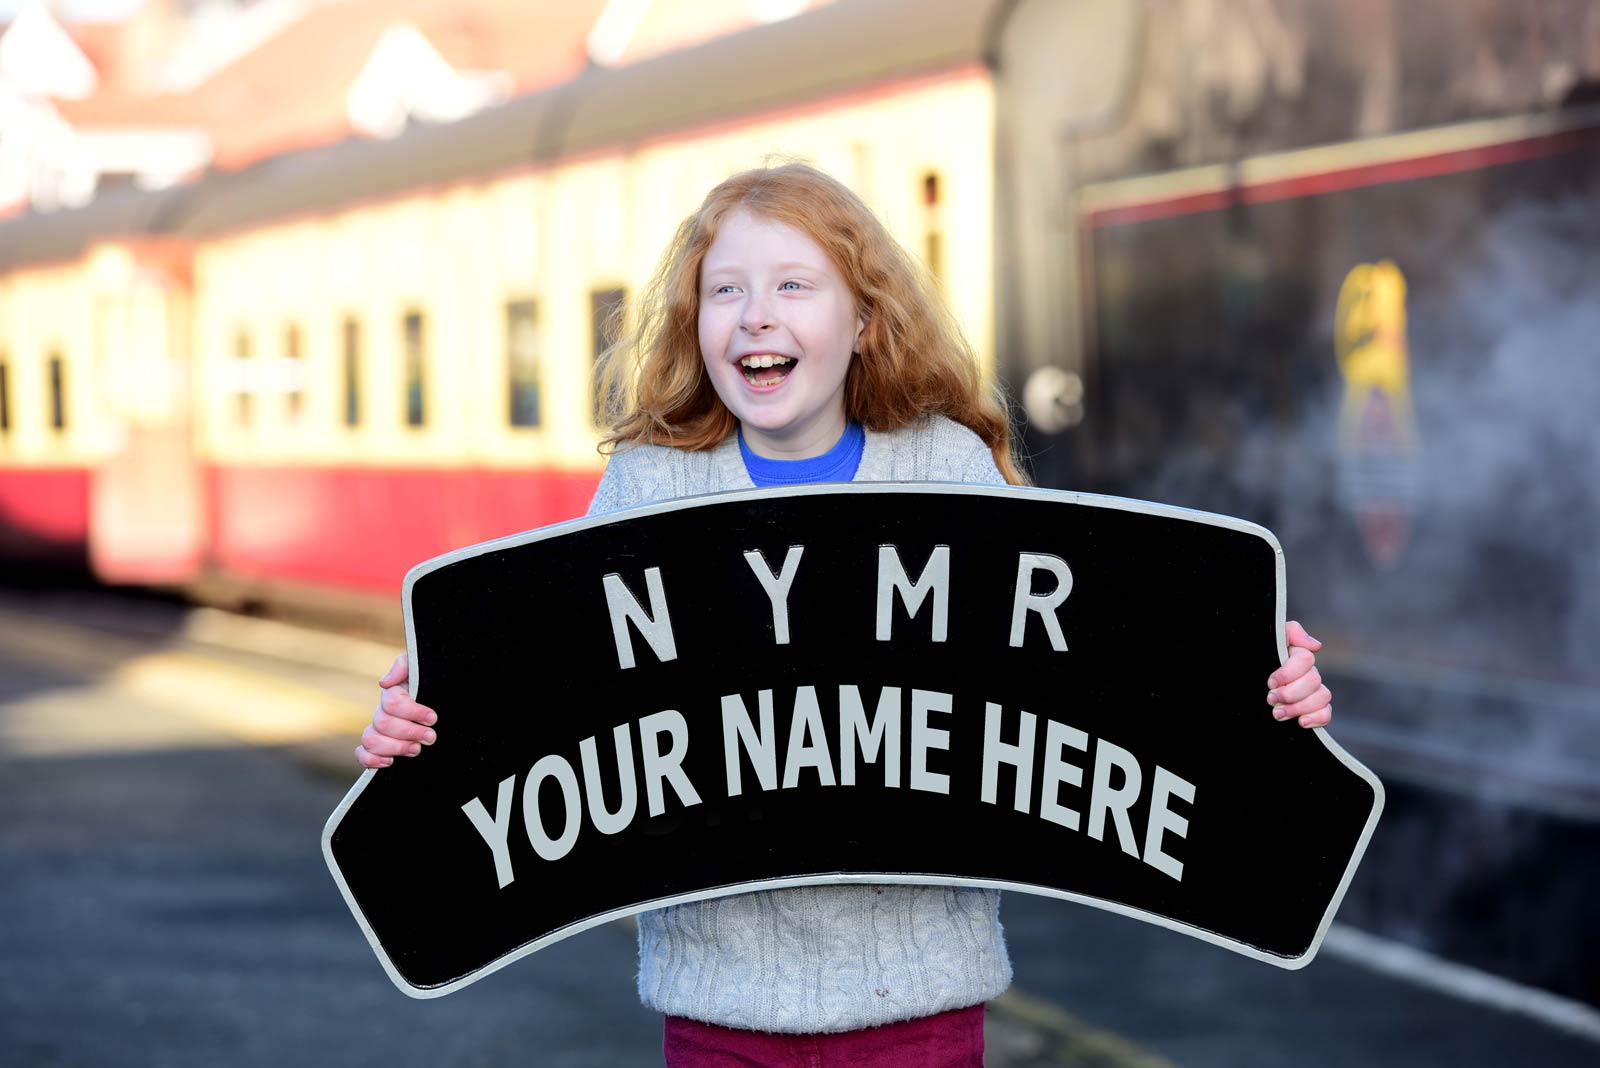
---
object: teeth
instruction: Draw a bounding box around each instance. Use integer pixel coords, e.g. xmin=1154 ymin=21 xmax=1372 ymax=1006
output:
xmin=740 ymin=355 xmax=792 ymax=369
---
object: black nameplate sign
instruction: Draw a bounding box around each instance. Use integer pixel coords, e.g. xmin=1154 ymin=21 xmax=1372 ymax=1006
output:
xmin=323 ymin=484 xmax=1383 ymax=998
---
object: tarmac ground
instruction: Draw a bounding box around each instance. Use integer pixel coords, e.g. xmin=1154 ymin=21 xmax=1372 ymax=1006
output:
xmin=2 ymin=587 xmax=1596 ymax=1066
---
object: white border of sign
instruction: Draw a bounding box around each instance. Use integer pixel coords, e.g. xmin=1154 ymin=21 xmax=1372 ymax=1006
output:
xmin=322 ymin=482 xmax=1386 ymax=999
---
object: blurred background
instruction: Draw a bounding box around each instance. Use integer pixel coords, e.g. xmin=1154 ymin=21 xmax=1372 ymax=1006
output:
xmin=0 ymin=0 xmax=1596 ymax=1064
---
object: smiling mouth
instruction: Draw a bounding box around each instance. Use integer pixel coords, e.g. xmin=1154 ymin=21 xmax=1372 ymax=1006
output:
xmin=739 ymin=354 xmax=796 ymax=385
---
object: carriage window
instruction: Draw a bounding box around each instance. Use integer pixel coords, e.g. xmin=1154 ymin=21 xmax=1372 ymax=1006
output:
xmin=922 ymin=171 xmax=943 ymax=284
xmin=48 ymin=352 xmax=66 ymax=431
xmin=342 ymin=316 xmax=361 ymax=427
xmin=0 ymin=357 xmax=10 ymax=435
xmin=285 ymin=323 xmax=304 ymax=421
xmin=506 ymin=299 xmax=541 ymax=428
xmin=234 ymin=329 xmax=253 ymax=426
xmin=403 ymin=309 xmax=426 ymax=427
xmin=590 ymin=287 xmax=625 ymax=420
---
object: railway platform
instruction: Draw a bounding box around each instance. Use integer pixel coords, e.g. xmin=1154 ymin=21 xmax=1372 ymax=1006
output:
xmin=1 ymin=586 xmax=1596 ymax=1066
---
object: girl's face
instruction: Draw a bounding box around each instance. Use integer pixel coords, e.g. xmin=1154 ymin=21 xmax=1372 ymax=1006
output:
xmin=698 ymin=208 xmax=865 ymax=459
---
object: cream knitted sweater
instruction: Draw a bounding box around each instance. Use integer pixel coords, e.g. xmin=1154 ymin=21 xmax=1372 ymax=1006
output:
xmin=585 ymin=415 xmax=1015 ymax=1034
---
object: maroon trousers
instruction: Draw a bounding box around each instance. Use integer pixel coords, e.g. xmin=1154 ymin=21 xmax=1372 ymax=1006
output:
xmin=662 ymin=1005 xmax=985 ymax=1068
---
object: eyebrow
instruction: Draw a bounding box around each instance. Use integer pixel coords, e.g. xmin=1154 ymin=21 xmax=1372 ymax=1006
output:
xmin=702 ymin=260 xmax=825 ymax=276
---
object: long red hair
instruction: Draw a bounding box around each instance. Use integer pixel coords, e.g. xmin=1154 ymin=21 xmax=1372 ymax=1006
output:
xmin=597 ymin=162 xmax=1025 ymax=485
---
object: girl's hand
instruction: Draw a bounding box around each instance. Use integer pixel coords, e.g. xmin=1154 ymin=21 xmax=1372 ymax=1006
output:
xmin=1268 ymin=621 xmax=1332 ymax=728
xmin=355 ymin=653 xmax=439 ymax=768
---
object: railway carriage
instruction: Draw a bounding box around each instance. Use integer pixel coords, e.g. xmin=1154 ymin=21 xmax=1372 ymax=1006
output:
xmin=1 ymin=0 xmax=999 ymax=607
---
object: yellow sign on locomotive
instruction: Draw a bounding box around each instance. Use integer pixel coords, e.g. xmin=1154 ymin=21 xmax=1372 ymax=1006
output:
xmin=1333 ymin=260 xmax=1420 ymax=569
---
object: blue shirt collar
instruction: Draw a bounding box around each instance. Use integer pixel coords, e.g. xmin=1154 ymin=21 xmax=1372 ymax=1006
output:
xmin=738 ymin=423 xmax=866 ymax=486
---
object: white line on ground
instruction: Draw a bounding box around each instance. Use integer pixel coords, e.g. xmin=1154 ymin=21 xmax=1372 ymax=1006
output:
xmin=1323 ymin=924 xmax=1600 ymax=1044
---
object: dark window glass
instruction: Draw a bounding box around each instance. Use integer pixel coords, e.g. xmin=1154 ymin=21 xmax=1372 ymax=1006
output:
xmin=590 ymin=287 xmax=625 ymax=420
xmin=48 ymin=353 xmax=65 ymax=431
xmin=285 ymin=323 xmax=304 ymax=420
xmin=0 ymin=359 xmax=10 ymax=434
xmin=507 ymin=300 xmax=541 ymax=428
xmin=403 ymin=310 xmax=426 ymax=427
xmin=234 ymin=329 xmax=253 ymax=426
xmin=342 ymin=317 xmax=361 ymax=427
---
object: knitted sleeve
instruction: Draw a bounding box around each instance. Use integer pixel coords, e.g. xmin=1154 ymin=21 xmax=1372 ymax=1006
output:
xmin=924 ymin=417 xmax=1007 ymax=486
xmin=585 ymin=444 xmax=671 ymax=517
xmin=960 ymin=442 xmax=1007 ymax=486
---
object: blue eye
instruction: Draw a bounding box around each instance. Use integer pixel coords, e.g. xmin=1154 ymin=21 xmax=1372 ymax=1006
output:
xmin=714 ymin=284 xmax=738 ymax=295
xmin=780 ymin=280 xmax=803 ymax=291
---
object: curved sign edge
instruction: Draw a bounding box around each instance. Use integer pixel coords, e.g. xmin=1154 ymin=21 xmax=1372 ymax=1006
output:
xmin=320 ymin=482 xmax=1386 ymax=999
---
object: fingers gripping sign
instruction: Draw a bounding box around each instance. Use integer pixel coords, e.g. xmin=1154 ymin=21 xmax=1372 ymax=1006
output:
xmin=378 ymin=652 xmax=408 ymax=688
xmin=1269 ymin=621 xmax=1333 ymax=729
xmin=357 ymin=653 xmax=440 ymax=768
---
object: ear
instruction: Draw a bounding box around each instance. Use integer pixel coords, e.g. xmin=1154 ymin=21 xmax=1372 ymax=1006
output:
xmin=853 ymin=313 xmax=867 ymax=351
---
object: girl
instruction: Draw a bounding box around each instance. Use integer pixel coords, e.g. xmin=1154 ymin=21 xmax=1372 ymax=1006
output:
xmin=356 ymin=163 xmax=1333 ymax=1066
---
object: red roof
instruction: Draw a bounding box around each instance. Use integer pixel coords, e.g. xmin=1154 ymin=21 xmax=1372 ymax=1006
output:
xmin=57 ymin=0 xmax=608 ymax=169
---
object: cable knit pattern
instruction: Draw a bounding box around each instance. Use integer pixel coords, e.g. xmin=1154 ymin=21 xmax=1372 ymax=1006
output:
xmin=587 ymin=415 xmax=1014 ymax=1033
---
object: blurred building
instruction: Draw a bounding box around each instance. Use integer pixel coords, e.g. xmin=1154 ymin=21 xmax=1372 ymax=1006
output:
xmin=0 ymin=0 xmax=611 ymax=213
xmin=0 ymin=0 xmax=860 ymax=216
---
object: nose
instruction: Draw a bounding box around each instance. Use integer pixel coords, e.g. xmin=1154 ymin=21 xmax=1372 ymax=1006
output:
xmin=739 ymin=293 xmax=774 ymax=334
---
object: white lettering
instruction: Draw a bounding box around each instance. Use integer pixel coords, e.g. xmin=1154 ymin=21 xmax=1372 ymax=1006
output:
xmin=909 ymin=688 xmax=952 ymax=794
xmin=1087 ymin=739 xmax=1143 ymax=858
xmin=638 ymin=709 xmax=701 ymax=816
xmin=876 ymin=545 xmax=951 ymax=642
xmin=603 ymin=568 xmax=678 ymax=669
xmin=721 ymin=690 xmax=778 ymax=796
xmin=1009 ymin=553 xmax=1072 ymax=651
xmin=782 ymin=685 xmax=836 ymax=788
xmin=1143 ymin=766 xmax=1195 ymax=881
xmin=461 ymin=774 xmax=517 ymax=888
xmin=522 ymin=754 xmax=582 ymax=862
xmin=1039 ymin=719 xmax=1089 ymax=831
xmin=839 ymin=685 xmax=901 ymax=788
xmin=578 ymin=723 xmax=637 ymax=835
xmin=743 ymin=546 xmax=805 ymax=645
xmin=980 ymin=703 xmax=1035 ymax=812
